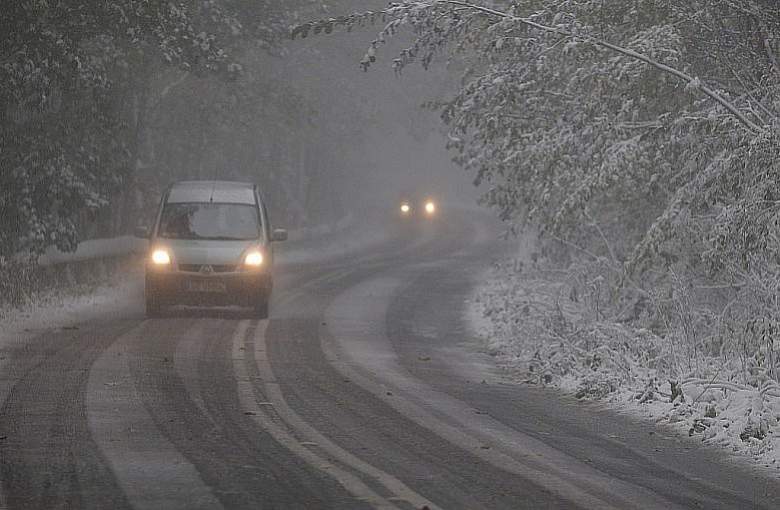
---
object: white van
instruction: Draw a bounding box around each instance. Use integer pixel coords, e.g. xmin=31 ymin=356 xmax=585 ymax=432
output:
xmin=136 ymin=181 xmax=287 ymax=318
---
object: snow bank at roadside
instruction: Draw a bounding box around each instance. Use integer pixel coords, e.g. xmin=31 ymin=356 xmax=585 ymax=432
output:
xmin=0 ymin=215 xmax=392 ymax=345
xmin=468 ymin=254 xmax=780 ymax=474
xmin=0 ymin=276 xmax=142 ymax=350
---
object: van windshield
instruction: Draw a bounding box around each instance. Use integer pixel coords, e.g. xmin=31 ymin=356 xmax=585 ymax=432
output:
xmin=158 ymin=202 xmax=261 ymax=240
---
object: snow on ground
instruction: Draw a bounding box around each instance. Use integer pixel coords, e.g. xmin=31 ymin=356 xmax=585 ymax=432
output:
xmin=467 ymin=246 xmax=780 ymax=475
xmin=0 ymin=276 xmax=143 ymax=348
xmin=0 ymin=215 xmax=392 ymax=349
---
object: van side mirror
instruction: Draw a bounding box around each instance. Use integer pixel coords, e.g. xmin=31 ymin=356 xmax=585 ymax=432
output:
xmin=134 ymin=225 xmax=150 ymax=239
xmin=272 ymin=228 xmax=288 ymax=242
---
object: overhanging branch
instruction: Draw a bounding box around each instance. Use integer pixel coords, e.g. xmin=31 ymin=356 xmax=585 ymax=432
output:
xmin=439 ymin=0 xmax=766 ymax=135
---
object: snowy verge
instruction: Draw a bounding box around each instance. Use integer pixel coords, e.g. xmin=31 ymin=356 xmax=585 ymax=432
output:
xmin=0 ymin=274 xmax=143 ymax=350
xmin=467 ymin=250 xmax=780 ymax=474
xmin=0 ymin=213 xmax=388 ymax=338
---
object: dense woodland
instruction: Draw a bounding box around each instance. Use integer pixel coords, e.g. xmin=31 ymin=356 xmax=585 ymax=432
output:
xmin=0 ymin=1 xmax=390 ymax=261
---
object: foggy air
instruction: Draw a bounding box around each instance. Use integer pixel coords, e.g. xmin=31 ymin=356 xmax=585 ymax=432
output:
xmin=1 ymin=1 xmax=779 ymax=509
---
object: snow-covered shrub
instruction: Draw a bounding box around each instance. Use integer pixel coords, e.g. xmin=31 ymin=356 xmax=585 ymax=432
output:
xmin=472 ymin=246 xmax=780 ymax=461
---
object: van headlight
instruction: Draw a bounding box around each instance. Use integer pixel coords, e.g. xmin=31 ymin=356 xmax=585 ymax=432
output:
xmin=151 ymin=249 xmax=171 ymax=265
xmin=244 ymin=251 xmax=264 ymax=267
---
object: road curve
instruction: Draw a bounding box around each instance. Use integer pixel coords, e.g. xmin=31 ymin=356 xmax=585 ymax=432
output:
xmin=0 ymin=210 xmax=778 ymax=509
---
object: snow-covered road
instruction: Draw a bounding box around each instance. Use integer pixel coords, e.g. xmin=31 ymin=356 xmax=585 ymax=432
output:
xmin=0 ymin=210 xmax=777 ymax=509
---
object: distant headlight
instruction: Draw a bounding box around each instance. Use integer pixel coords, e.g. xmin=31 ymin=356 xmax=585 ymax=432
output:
xmin=400 ymin=203 xmax=411 ymax=214
xmin=424 ymin=201 xmax=436 ymax=214
xmin=244 ymin=251 xmax=264 ymax=266
xmin=151 ymin=249 xmax=171 ymax=265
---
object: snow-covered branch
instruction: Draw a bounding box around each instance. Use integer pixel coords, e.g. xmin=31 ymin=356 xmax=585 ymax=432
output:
xmin=438 ymin=0 xmax=764 ymax=135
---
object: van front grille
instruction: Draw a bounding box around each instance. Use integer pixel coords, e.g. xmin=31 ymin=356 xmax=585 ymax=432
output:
xmin=178 ymin=264 xmax=236 ymax=273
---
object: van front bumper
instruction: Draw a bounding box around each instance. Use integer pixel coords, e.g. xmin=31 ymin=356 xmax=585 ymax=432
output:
xmin=145 ymin=269 xmax=272 ymax=307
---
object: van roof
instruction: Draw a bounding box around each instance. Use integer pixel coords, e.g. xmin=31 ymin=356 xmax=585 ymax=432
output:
xmin=167 ymin=180 xmax=257 ymax=205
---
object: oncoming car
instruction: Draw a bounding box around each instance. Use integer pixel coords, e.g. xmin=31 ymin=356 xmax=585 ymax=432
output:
xmin=398 ymin=195 xmax=437 ymax=219
xmin=136 ymin=181 xmax=287 ymax=318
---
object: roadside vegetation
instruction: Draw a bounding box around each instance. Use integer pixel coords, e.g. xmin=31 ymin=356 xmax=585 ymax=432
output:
xmin=299 ymin=1 xmax=780 ymax=462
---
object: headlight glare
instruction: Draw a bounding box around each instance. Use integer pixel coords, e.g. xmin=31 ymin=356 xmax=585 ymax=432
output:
xmin=400 ymin=203 xmax=411 ymax=213
xmin=244 ymin=251 xmax=264 ymax=266
xmin=151 ymin=249 xmax=171 ymax=265
xmin=424 ymin=201 xmax=436 ymax=214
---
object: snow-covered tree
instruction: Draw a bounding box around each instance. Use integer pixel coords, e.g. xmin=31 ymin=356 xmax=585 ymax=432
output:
xmin=0 ymin=0 xmax=318 ymax=259
xmin=1 ymin=1 xmax=242 ymax=257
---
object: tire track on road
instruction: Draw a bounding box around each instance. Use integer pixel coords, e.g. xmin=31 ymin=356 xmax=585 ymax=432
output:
xmin=261 ymin=213 xmax=583 ymax=509
xmin=129 ymin=316 xmax=364 ymax=509
xmin=0 ymin=213 xmax=463 ymax=510
xmin=237 ymin=319 xmax=439 ymax=510
xmin=87 ymin=319 xmax=223 ymax=510
xmin=0 ymin=320 xmax=137 ymax=510
xmin=323 ymin=276 xmax=676 ymax=510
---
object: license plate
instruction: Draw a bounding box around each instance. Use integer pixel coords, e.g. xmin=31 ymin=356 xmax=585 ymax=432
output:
xmin=185 ymin=279 xmax=226 ymax=293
